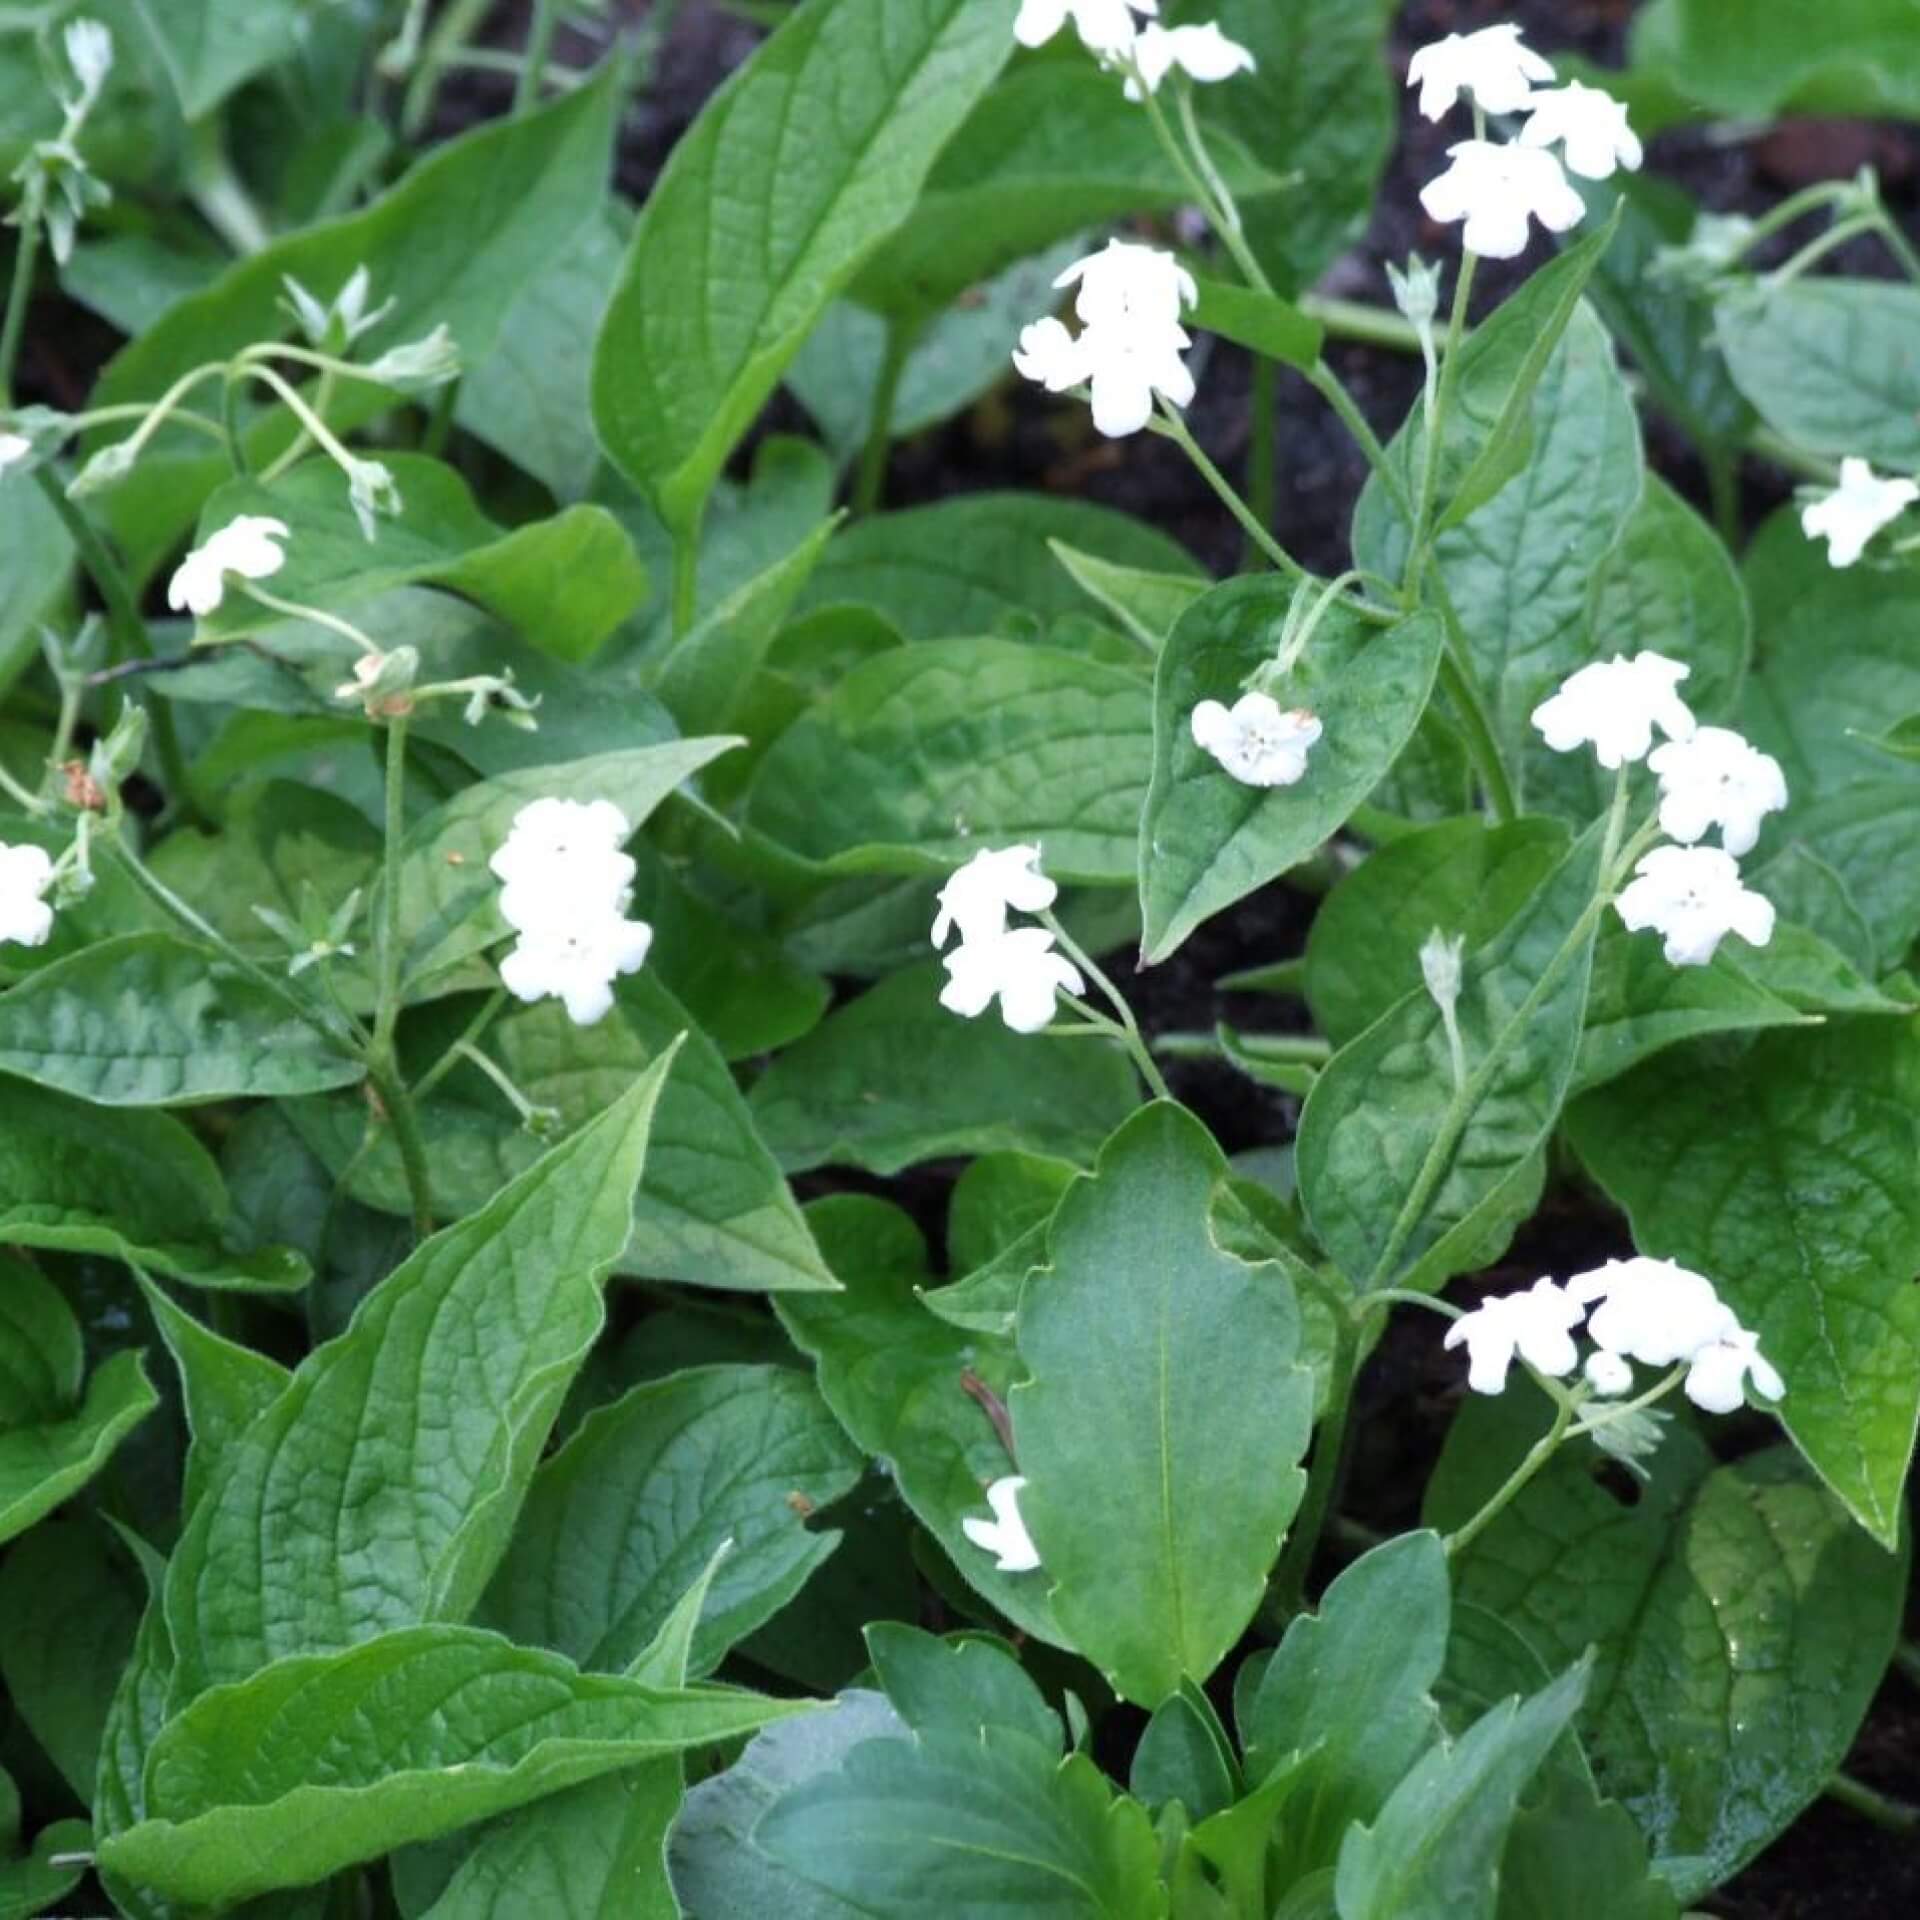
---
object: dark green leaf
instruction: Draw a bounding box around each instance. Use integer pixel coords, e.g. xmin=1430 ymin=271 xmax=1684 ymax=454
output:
xmin=0 ymin=1348 xmax=157 ymax=1546
xmin=1496 ymin=1774 xmax=1679 ymax=1920
xmin=0 ymin=1253 xmax=81 ymax=1422
xmin=1189 ymin=276 xmax=1323 ymax=371
xmin=866 ymin=1622 xmax=1062 ymax=1751
xmin=131 ymin=0 xmax=299 ymax=117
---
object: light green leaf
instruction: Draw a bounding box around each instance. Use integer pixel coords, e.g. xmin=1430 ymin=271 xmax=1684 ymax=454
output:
xmin=1333 ymin=1662 xmax=1589 ymax=1920
xmin=1013 ymin=1102 xmax=1313 ymax=1705
xmin=0 ymin=1079 xmax=310 ymax=1292
xmin=0 ymin=1252 xmax=81 ymax=1421
xmin=592 ymin=0 xmax=1018 ymax=531
xmin=775 ymin=1196 xmax=1064 ymax=1645
xmin=1567 ymin=1021 xmax=1920 ymax=1546
xmin=194 ymin=457 xmax=647 ymax=665
xmin=130 ymin=0 xmax=299 ymax=117
xmin=749 ymin=963 xmax=1138 ymax=1176
xmin=100 ymin=1625 xmax=809 ymax=1909
xmin=1139 ymin=581 xmax=1444 ymax=962
xmin=481 ymin=1363 xmax=862 ymax=1675
xmin=746 ymin=637 xmax=1151 ymax=883
xmin=1051 ymin=542 xmax=1206 ymax=653
xmin=0 ymin=1348 xmax=158 ymax=1546
xmin=163 ymin=1058 xmax=675 ymax=1696
xmin=1297 ymin=818 xmax=1606 ymax=1293
xmin=0 ymin=931 xmax=363 ymax=1105
xmin=1427 ymin=1390 xmax=1908 ymax=1899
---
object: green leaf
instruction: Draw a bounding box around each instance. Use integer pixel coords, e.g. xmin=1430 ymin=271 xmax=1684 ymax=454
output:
xmin=775 ymin=1196 xmax=1064 ymax=1645
xmin=1013 ymin=1103 xmax=1313 ymax=1705
xmin=1139 ymin=582 xmax=1444 ymax=962
xmin=1566 ymin=1022 xmax=1920 ymax=1546
xmin=1496 ymin=1775 xmax=1680 ymax=1920
xmin=93 ymin=70 xmax=620 ymax=579
xmin=746 ymin=637 xmax=1151 ymax=883
xmin=799 ymin=494 xmax=1201 ymax=641
xmin=749 ymin=963 xmax=1138 ymax=1176
xmin=99 ymin=1625 xmax=809 ymax=1909
xmin=1050 ymin=542 xmax=1207 ymax=654
xmin=0 ymin=478 xmax=73 ymax=693
xmin=163 ymin=1058 xmax=675 ymax=1697
xmin=0 ymin=928 xmax=363 ymax=1106
xmin=0 ymin=1762 xmax=88 ymax=1920
xmin=1427 ymin=1391 xmax=1908 ymax=1899
xmin=1131 ymin=1687 xmax=1238 ymax=1822
xmin=194 ymin=457 xmax=647 ymax=665
xmin=1297 ymin=818 xmax=1607 ymax=1293
xmin=0 ymin=1079 xmax=310 ymax=1292
xmin=0 ymin=1518 xmax=142 ymax=1800
xmin=131 ymin=0 xmax=300 ymax=117
xmin=0 ymin=1348 xmax=158 ymax=1546
xmin=591 ymin=0 xmax=1018 ymax=531
xmin=1188 ymin=276 xmax=1324 ymax=371
xmin=480 ymin=1363 xmax=862 ymax=1675
xmin=1332 ymin=1662 xmax=1589 ymax=1920
xmin=0 ymin=1252 xmax=81 ymax=1421
xmin=867 ymin=1623 xmax=1062 ymax=1750
xmin=1239 ymin=1533 xmax=1448 ymax=1879
xmin=755 ymin=1725 xmax=1165 ymax=1920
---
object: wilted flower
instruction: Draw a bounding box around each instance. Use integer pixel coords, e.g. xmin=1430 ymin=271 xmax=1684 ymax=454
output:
xmin=961 ymin=1474 xmax=1042 ymax=1572
xmin=362 ymin=325 xmax=461 ymax=394
xmin=0 ymin=842 xmax=55 ymax=948
xmin=1801 ymin=457 xmax=1919 ymax=568
xmin=1420 ymin=139 xmax=1585 ymax=259
xmin=1127 ymin=22 xmax=1257 ymax=98
xmin=1684 ymin=1326 xmax=1786 ymax=1415
xmin=1615 ymin=844 xmax=1777 ymax=967
xmin=1407 ymin=24 xmax=1554 ymax=121
xmin=1519 ymin=79 xmax=1643 ymax=180
xmin=334 ymin=646 xmax=420 ymax=716
xmin=346 ymin=458 xmax=402 ymax=540
xmin=940 ymin=926 xmax=1085 ymax=1034
xmin=166 ymin=515 xmax=291 ymax=617
xmin=1530 ymin=651 xmax=1696 ymax=768
xmin=282 ymin=264 xmax=395 ymax=351
xmin=1444 ymin=1278 xmax=1584 ymax=1395
xmin=1013 ymin=0 xmax=1153 ymax=58
xmin=1190 ymin=693 xmax=1323 ymax=788
xmin=1567 ymin=1257 xmax=1737 ymax=1368
xmin=1647 ymin=726 xmax=1789 ymax=857
xmin=932 ymin=844 xmax=1058 ymax=949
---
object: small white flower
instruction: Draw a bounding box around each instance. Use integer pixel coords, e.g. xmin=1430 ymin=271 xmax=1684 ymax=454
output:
xmin=63 ymin=18 xmax=114 ymax=113
xmin=166 ymin=515 xmax=291 ymax=618
xmin=1615 ymin=845 xmax=1777 ymax=968
xmin=1567 ymin=1257 xmax=1739 ymax=1368
xmin=1407 ymin=24 xmax=1555 ymax=121
xmin=1057 ymin=238 xmax=1196 ymax=331
xmin=1684 ymin=1327 xmax=1786 ymax=1415
xmin=1190 ymin=693 xmax=1323 ymax=788
xmin=940 ymin=926 xmax=1085 ymax=1034
xmin=961 ymin=1474 xmax=1042 ymax=1573
xmin=0 ymin=431 xmax=32 ymax=473
xmin=1584 ymin=1349 xmax=1634 ymax=1397
xmin=1420 ymin=139 xmax=1586 ymax=259
xmin=489 ymin=797 xmax=635 ymax=930
xmin=498 ymin=914 xmax=654 ymax=1027
xmin=282 ymin=263 xmax=394 ymax=351
xmin=1647 ymin=726 xmax=1789 ymax=858
xmin=1014 ymin=0 xmax=1154 ymax=58
xmin=0 ymin=842 xmax=56 ymax=948
xmin=1519 ymin=79 xmax=1643 ymax=180
xmin=1801 ymin=457 xmax=1920 ymax=568
xmin=1443 ymin=1278 xmax=1584 ymax=1395
xmin=1530 ymin=651 xmax=1696 ymax=769
xmin=932 ymin=844 xmax=1058 ymax=950
xmin=1126 ymin=22 xmax=1257 ymax=98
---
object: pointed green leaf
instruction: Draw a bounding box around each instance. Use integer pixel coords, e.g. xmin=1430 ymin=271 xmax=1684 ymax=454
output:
xmin=1496 ymin=1774 xmax=1679 ymax=1920
xmin=0 ymin=1253 xmax=81 ymax=1421
xmin=865 ymin=1624 xmax=1062 ymax=1752
xmin=1050 ymin=542 xmax=1207 ymax=653
xmin=0 ymin=1348 xmax=158 ymax=1546
xmin=0 ymin=1761 xmax=88 ymax=1920
xmin=130 ymin=0 xmax=299 ymax=117
xmin=1013 ymin=1102 xmax=1313 ymax=1705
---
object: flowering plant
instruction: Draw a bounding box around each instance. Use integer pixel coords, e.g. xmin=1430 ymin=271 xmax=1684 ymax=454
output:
xmin=1 ymin=3 xmax=1916 ymax=1917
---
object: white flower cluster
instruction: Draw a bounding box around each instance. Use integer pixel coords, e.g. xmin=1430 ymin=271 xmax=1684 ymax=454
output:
xmin=0 ymin=841 xmax=56 ymax=949
xmin=1014 ymin=239 xmax=1199 ymax=439
xmin=1531 ymin=651 xmax=1786 ymax=967
xmin=488 ymin=798 xmax=654 ymax=1027
xmin=1190 ymin=691 xmax=1322 ymax=788
xmin=1801 ymin=457 xmax=1919 ymax=568
xmin=932 ymin=844 xmax=1084 ymax=1034
xmin=1014 ymin=1 xmax=1255 ymax=99
xmin=168 ymin=515 xmax=291 ymax=618
xmin=1412 ymin=25 xmax=1640 ymax=259
xmin=1446 ymin=1256 xmax=1785 ymax=1416
xmin=962 ymin=1473 xmax=1042 ymax=1572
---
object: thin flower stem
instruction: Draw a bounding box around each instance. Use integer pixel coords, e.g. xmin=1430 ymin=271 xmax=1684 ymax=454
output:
xmin=238 ymin=582 xmax=381 ymax=656
xmin=1403 ymin=247 xmax=1479 ymax=607
xmin=1303 ymin=357 xmax=1406 ymax=516
xmin=853 ymin=315 xmax=915 ymax=515
xmin=454 ymin=1038 xmax=555 ymax=1129
xmin=1357 ymin=1287 xmax=1465 ymax=1324
xmin=84 ymin=360 xmax=229 ymax=471
xmin=0 ymin=206 xmax=42 ymax=408
xmin=1273 ymin=569 xmax=1368 ymax=675
xmin=1825 ymin=1773 xmax=1920 ymax=1835
xmin=515 ymin=0 xmax=560 ymax=114
xmin=1428 ymin=569 xmax=1518 ymax=824
xmin=1767 ymin=213 xmax=1883 ymax=289
xmin=1445 ymin=1392 xmax=1574 ymax=1557
xmin=240 ymin=360 xmax=366 ymax=478
xmin=1268 ymin=1309 xmax=1358 ymax=1614
xmin=1247 ymin=355 xmax=1278 ymax=565
xmin=1059 ymin=992 xmax=1174 ymax=1103
xmin=401 ymin=0 xmax=493 ymax=138
xmin=412 ymin=987 xmax=509 ymax=1100
xmin=0 ymin=755 xmax=44 ymax=815
xmin=1708 ymin=178 xmax=1863 ymax=273
xmin=1046 ymin=916 xmax=1173 ymax=1100
xmin=1302 ymin=295 xmax=1424 ymax=355
xmin=1155 ymin=403 xmax=1305 ymax=581
xmin=63 ymin=401 xmax=227 ymax=444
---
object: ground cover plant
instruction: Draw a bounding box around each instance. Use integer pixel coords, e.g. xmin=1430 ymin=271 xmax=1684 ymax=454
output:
xmin=2 ymin=0 xmax=1920 ymax=1914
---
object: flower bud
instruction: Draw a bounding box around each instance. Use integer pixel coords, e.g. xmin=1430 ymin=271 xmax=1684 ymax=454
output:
xmin=363 ymin=324 xmax=461 ymax=394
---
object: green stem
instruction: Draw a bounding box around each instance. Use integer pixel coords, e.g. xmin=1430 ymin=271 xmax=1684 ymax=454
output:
xmin=238 ymin=582 xmax=380 ymax=656
xmin=1706 ymin=447 xmax=1740 ymax=551
xmin=853 ymin=316 xmax=915 ymax=515
xmin=1404 ymin=248 xmax=1479 ymax=604
xmin=1710 ymin=178 xmax=1862 ymax=272
xmin=1873 ymin=210 xmax=1920 ymax=287
xmin=413 ymin=988 xmax=509 ymax=1100
xmin=1825 ymin=1773 xmax=1920 ymax=1835
xmin=1445 ymin=1390 xmax=1574 ymax=1557
xmin=0 ymin=754 xmax=44 ymax=815
xmin=402 ymin=0 xmax=494 ymax=138
xmin=1768 ymin=212 xmax=1881 ymax=289
xmin=240 ymin=360 xmax=368 ymax=478
xmin=1358 ymin=1287 xmax=1464 ymax=1323
xmin=1269 ymin=1312 xmax=1358 ymax=1614
xmin=1246 ymin=356 xmax=1278 ymax=569
xmin=670 ymin=510 xmax=703 ymax=640
xmin=185 ymin=120 xmax=271 ymax=256
xmin=0 ymin=205 xmax=42 ymax=408
xmin=1047 ymin=913 xmax=1171 ymax=1101
xmin=1428 ymin=570 xmax=1517 ymax=824
xmin=1300 ymin=294 xmax=1423 ymax=355
xmin=370 ymin=1061 xmax=435 ymax=1243
xmin=1155 ymin=404 xmax=1304 ymax=581
xmin=1304 ymin=358 xmax=1405 ymax=515
xmin=455 ymin=1039 xmax=556 ymax=1130
xmin=515 ymin=0 xmax=561 ymax=114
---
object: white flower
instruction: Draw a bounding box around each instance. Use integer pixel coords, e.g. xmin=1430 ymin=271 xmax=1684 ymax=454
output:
xmin=63 ymin=18 xmax=114 ymax=113
xmin=0 ymin=842 xmax=55 ymax=948
xmin=1647 ymin=727 xmax=1789 ymax=858
xmin=1407 ymin=24 xmax=1555 ymax=121
xmin=1013 ymin=0 xmax=1153 ymax=58
xmin=1684 ymin=1327 xmax=1786 ymax=1415
xmin=1800 ymin=457 xmax=1919 ymax=568
xmin=1126 ymin=22 xmax=1257 ymax=98
xmin=1584 ymin=1350 xmax=1634 ymax=1397
xmin=1519 ymin=79 xmax=1643 ymax=180
xmin=489 ymin=797 xmax=636 ymax=931
xmin=498 ymin=914 xmax=654 ymax=1028
xmin=932 ymin=844 xmax=1058 ymax=949
xmin=940 ymin=926 xmax=1085 ymax=1034
xmin=0 ymin=432 xmax=31 ymax=473
xmin=1443 ymin=1278 xmax=1584 ymax=1395
xmin=166 ymin=515 xmax=291 ymax=618
xmin=1058 ymin=238 xmax=1196 ymax=331
xmin=1530 ymin=651 xmax=1696 ymax=769
xmin=282 ymin=263 xmax=394 ymax=351
xmin=1420 ymin=139 xmax=1586 ymax=259
xmin=1190 ymin=693 xmax=1323 ymax=788
xmin=1615 ymin=845 xmax=1777 ymax=968
xmin=961 ymin=1475 xmax=1042 ymax=1573
xmin=1566 ymin=1257 xmax=1739 ymax=1369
